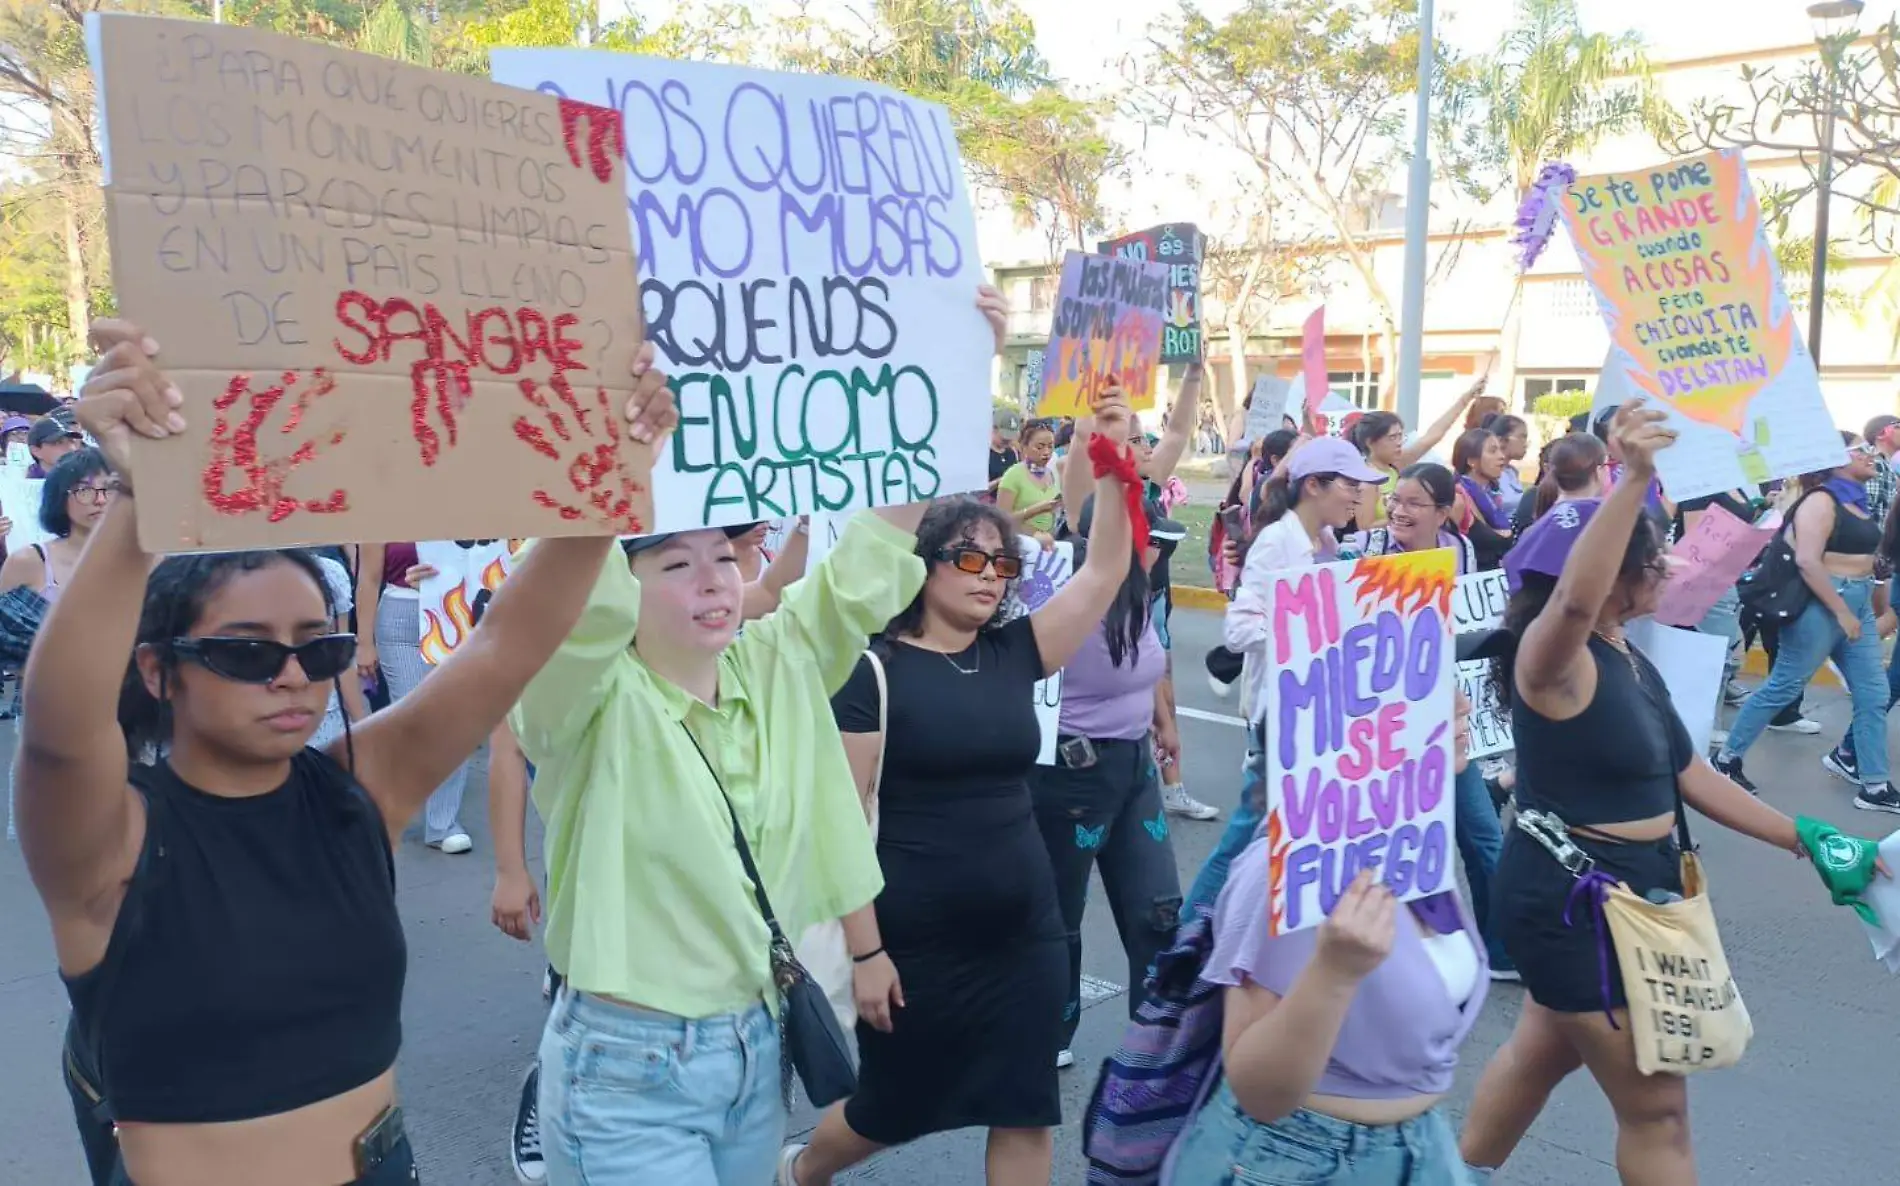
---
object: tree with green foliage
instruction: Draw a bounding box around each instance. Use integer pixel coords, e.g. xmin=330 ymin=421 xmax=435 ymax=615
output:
xmin=1475 ymin=0 xmax=1672 ymax=402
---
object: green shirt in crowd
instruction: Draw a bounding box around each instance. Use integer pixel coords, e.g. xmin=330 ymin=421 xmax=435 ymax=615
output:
xmin=511 ymin=512 xmax=925 ymax=1018
xmin=997 ymin=461 xmax=1059 ymax=533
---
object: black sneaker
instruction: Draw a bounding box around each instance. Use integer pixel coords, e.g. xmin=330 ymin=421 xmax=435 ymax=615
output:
xmin=1822 ymin=748 xmax=1860 ymax=785
xmin=1854 ymin=784 xmax=1900 ymax=815
xmin=1713 ymin=754 xmax=1756 ymax=795
xmin=512 ymin=1062 xmax=545 ymax=1184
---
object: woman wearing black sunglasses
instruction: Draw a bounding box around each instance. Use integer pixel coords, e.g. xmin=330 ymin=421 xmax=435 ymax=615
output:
xmin=784 ymin=387 xmax=1140 ymax=1186
xmin=18 ymin=320 xmax=676 ymax=1186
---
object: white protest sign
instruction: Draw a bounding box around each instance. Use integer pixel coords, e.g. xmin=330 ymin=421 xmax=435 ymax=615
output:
xmin=1245 ymin=375 xmax=1291 ymax=441
xmin=415 ymin=539 xmax=514 ymax=665
xmin=1626 ymin=618 xmax=1730 ymax=758
xmin=489 ymin=52 xmax=991 ymax=530
xmin=0 ymin=472 xmax=50 ymax=553
xmin=1452 ymin=569 xmax=1512 ymax=758
xmin=801 ymin=511 xmax=851 ymax=570
xmin=1004 ymin=536 xmax=1074 ymax=765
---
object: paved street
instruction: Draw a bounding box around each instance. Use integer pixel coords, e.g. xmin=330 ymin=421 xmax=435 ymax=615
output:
xmin=2 ymin=606 xmax=1897 ymax=1184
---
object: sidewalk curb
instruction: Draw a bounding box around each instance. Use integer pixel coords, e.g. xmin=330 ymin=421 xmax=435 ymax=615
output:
xmin=1170 ymin=584 xmax=1843 ymax=690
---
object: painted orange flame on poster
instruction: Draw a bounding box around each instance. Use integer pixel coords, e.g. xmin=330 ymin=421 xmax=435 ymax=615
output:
xmin=1564 ymin=151 xmax=1794 ymax=437
xmin=1265 ymin=806 xmax=1292 ymax=935
xmin=419 ymin=583 xmax=475 ymax=667
xmin=1350 ymin=551 xmax=1455 ymax=618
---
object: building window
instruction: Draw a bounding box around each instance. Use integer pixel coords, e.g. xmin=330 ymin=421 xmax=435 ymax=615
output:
xmin=1028 ymin=274 xmax=1058 ymax=311
xmin=1520 ymin=376 xmax=1591 ymax=410
xmin=1327 ymin=371 xmax=1382 ymax=410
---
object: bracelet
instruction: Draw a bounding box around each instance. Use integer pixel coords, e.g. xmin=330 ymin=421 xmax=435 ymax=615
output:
xmin=850 ymin=946 xmax=884 ymax=964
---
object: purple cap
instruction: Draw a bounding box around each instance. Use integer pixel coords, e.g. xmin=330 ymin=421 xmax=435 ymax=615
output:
xmin=1283 ymin=436 xmax=1389 ymax=485
xmin=0 ymin=416 xmax=31 ymax=436
xmin=1504 ymin=497 xmax=1602 ymax=594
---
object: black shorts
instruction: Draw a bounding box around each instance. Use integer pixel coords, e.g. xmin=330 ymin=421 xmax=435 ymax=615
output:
xmin=1493 ymin=826 xmax=1684 ymax=1015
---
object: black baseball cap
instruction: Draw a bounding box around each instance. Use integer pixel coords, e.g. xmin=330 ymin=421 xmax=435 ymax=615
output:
xmin=27 ymin=414 xmax=79 ymax=449
xmin=619 ymin=522 xmax=759 ymax=559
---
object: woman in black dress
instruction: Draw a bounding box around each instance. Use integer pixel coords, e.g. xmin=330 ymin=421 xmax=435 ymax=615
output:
xmin=783 ymin=393 xmax=1140 ymax=1186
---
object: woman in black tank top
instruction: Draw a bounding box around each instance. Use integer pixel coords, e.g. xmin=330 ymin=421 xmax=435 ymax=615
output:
xmin=1716 ymin=434 xmax=1900 ymax=811
xmin=20 ymin=321 xmax=676 ymax=1186
xmin=1457 ymin=403 xmax=1831 ymax=1185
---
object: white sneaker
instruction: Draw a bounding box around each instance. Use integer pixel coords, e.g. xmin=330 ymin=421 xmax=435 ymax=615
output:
xmin=1162 ymin=783 xmax=1220 ymax=821
xmin=1056 ymin=1049 xmax=1075 ymax=1069
xmin=1767 ymin=716 xmax=1822 ymax=735
xmin=431 ymin=830 xmax=474 ymax=854
xmin=777 ymin=1144 xmax=807 ymax=1186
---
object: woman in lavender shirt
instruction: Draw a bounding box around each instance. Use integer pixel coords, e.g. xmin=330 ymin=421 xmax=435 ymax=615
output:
xmin=1169 ymin=689 xmax=1487 ymax=1185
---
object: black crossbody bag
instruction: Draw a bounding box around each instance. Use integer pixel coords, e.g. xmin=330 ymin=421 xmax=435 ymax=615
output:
xmin=680 ymin=725 xmax=858 ymax=1108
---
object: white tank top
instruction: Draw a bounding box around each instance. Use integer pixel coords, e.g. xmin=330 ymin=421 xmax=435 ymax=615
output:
xmin=1421 ymin=929 xmax=1481 ymax=1006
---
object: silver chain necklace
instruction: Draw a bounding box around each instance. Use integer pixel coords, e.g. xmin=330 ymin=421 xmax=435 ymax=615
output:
xmin=939 ymin=647 xmax=980 ymax=675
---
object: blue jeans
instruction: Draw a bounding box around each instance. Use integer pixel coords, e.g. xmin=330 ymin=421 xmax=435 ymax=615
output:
xmin=1727 ymin=577 xmax=1890 ymax=786
xmin=1184 ymin=722 xmax=1265 ymax=916
xmin=1453 ymin=763 xmax=1509 ymax=970
xmin=1696 ymin=585 xmax=1743 ymax=687
xmin=538 ymin=990 xmax=782 ymax=1186
xmin=1171 ymin=1080 xmax=1470 ymax=1185
xmin=1836 ymin=604 xmax=1900 ymax=765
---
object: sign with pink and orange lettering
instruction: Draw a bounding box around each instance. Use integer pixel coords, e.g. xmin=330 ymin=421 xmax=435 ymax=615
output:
xmin=1259 ymin=550 xmax=1457 ymax=935
xmin=1557 ymin=151 xmax=1842 ymax=502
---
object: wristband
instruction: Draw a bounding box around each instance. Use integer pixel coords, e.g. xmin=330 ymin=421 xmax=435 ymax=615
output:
xmin=850 ymin=946 xmax=885 ymax=964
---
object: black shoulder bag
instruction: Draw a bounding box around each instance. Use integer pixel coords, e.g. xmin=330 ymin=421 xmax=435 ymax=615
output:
xmin=1736 ymin=491 xmax=1816 ymax=623
xmin=679 ymin=725 xmax=859 ymax=1108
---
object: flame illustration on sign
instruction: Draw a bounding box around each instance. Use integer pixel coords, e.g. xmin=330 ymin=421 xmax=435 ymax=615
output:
xmin=1576 ymin=152 xmax=1793 ymax=436
xmin=1166 ymin=289 xmax=1195 ymax=329
xmin=1265 ymin=806 xmax=1291 ymax=935
xmin=419 ymin=582 xmax=475 ymax=667
xmin=1350 ymin=552 xmax=1454 ymax=617
xmin=479 ymin=554 xmax=509 ymax=593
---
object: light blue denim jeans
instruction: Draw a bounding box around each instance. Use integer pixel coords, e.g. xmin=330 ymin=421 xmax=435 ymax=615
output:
xmin=1171 ymin=1080 xmax=1471 ymax=1185
xmin=1696 ymin=584 xmax=1744 ymax=688
xmin=538 ymin=990 xmax=782 ymax=1186
xmin=1184 ymin=722 xmax=1265 ymax=916
xmin=1453 ymin=763 xmax=1509 ymax=970
xmin=1726 ymin=576 xmax=1890 ymax=786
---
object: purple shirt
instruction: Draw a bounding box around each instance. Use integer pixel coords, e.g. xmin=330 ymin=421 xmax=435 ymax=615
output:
xmin=1058 ymin=617 xmax=1166 ymax=740
xmin=1203 ymin=838 xmax=1488 ymax=1099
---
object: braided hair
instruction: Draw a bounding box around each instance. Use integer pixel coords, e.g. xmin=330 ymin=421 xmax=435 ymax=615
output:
xmin=118 ymin=549 xmax=340 ymax=764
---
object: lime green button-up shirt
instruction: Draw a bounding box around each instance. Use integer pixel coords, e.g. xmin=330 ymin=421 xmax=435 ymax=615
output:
xmin=510 ymin=513 xmax=924 ymax=1019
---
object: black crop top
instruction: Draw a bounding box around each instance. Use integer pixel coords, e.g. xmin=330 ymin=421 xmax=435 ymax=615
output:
xmin=1824 ymin=500 xmax=1882 ymax=555
xmin=63 ymin=750 xmax=406 ymax=1123
xmin=1510 ymin=636 xmax=1692 ymax=827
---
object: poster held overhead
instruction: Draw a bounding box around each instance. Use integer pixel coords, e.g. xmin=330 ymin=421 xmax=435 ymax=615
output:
xmin=1452 ymin=570 xmax=1512 ymax=758
xmin=1556 ymin=151 xmax=1844 ymax=502
xmin=488 ymin=51 xmax=993 ymax=530
xmin=1097 ymin=224 xmax=1204 ymax=364
xmin=87 ymin=14 xmax=649 ymax=553
xmin=1034 ymin=250 xmax=1169 ymax=418
xmin=1300 ymin=307 xmax=1328 ymax=419
xmin=1002 ymin=536 xmax=1074 ymax=766
xmin=1260 ymin=551 xmax=1458 ymax=935
xmin=1244 ymin=375 xmax=1292 ymax=441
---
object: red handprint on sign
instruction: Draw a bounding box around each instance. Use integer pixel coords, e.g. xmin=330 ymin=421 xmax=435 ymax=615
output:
xmin=202 ymin=369 xmax=349 ymax=523
xmin=512 ymin=373 xmax=647 ymax=533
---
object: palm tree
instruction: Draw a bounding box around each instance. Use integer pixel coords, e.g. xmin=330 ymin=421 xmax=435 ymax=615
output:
xmin=1483 ymin=0 xmax=1675 ymax=405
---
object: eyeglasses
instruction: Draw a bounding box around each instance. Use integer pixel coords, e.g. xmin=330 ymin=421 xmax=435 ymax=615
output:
xmin=934 ymin=546 xmax=1023 ymax=580
xmin=170 ymin=634 xmax=357 ymax=685
xmin=69 ymin=484 xmax=114 ymax=506
xmin=1851 ymin=443 xmax=1880 ymax=458
xmin=1384 ymin=495 xmax=1441 ymax=514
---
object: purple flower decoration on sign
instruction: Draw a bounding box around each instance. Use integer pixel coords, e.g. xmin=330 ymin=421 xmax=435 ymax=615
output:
xmin=1510 ymin=162 xmax=1576 ymax=273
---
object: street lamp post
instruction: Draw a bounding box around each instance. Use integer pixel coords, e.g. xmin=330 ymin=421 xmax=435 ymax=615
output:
xmin=1395 ymin=0 xmax=1435 ymax=427
xmin=1806 ymin=0 xmax=1864 ymax=366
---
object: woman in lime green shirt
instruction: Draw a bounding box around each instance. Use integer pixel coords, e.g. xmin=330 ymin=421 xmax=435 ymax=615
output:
xmin=996 ymin=420 xmax=1060 ymax=540
xmin=512 ymin=287 xmax=1012 ymax=1186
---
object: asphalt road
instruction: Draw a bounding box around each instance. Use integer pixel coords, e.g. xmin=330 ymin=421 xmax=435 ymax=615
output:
xmin=2 ymin=607 xmax=1897 ymax=1184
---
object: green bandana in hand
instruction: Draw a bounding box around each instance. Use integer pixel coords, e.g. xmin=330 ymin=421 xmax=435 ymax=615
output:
xmin=1796 ymin=815 xmax=1882 ymax=925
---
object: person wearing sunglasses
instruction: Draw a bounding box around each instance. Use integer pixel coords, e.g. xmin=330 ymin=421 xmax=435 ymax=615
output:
xmin=19 ymin=320 xmax=677 ymax=1186
xmin=2 ymin=446 xmax=113 ymax=841
xmin=783 ymin=388 xmax=1140 ymax=1186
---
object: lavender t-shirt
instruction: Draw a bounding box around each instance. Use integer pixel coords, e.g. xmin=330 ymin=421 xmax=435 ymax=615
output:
xmin=1057 ymin=617 xmax=1166 ymax=740
xmin=1203 ymin=837 xmax=1488 ymax=1098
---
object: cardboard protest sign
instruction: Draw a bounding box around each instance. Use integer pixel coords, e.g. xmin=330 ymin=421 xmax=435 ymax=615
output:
xmin=414 ymin=539 xmax=516 ymax=665
xmin=0 ymin=470 xmax=51 ymax=553
xmin=1299 ymin=307 xmax=1328 ymax=419
xmin=1098 ymin=224 xmax=1203 ymax=363
xmin=488 ymin=51 xmax=990 ymax=530
xmin=1035 ymin=251 xmax=1169 ymax=417
xmin=86 ymin=15 xmax=648 ymax=553
xmin=1002 ymin=536 xmax=1074 ymax=765
xmin=1557 ymin=151 xmax=1843 ymax=502
xmin=1452 ymin=569 xmax=1512 ymax=758
xmin=1261 ymin=551 xmax=1457 ymax=934
xmin=1654 ymin=504 xmax=1776 ymax=628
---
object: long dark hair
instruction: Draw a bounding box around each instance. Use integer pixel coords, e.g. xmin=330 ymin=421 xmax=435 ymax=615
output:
xmin=1451 ymin=428 xmax=1493 ymax=478
xmin=1533 ymin=433 xmax=1607 ymax=519
xmin=40 ymin=446 xmax=112 ymax=537
xmin=1396 ymin=462 xmax=1457 ymax=521
xmin=1490 ymin=513 xmax=1663 ymax=703
xmin=118 ymin=550 xmax=340 ymax=762
xmin=1103 ymin=547 xmax=1152 ymax=668
xmin=880 ymin=497 xmax=1020 ymax=645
